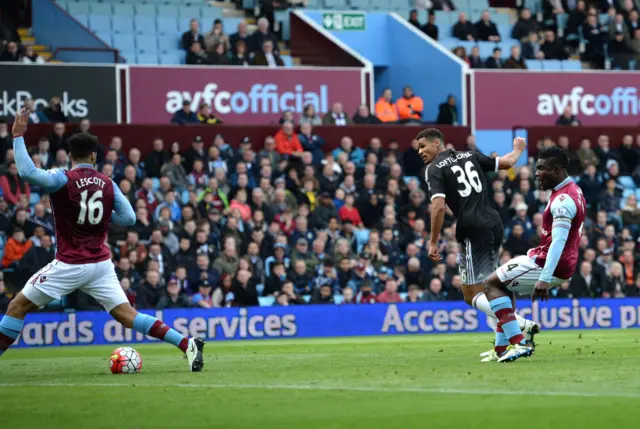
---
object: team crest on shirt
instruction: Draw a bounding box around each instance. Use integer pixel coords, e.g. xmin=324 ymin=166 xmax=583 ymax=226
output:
xmin=559 ymin=195 xmax=566 ymax=201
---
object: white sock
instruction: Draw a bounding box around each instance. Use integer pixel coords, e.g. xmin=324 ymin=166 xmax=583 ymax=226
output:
xmin=472 ymin=293 xmax=528 ymax=331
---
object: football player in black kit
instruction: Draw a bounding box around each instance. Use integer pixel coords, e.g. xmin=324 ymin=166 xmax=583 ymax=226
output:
xmin=416 ymin=128 xmax=538 ymax=362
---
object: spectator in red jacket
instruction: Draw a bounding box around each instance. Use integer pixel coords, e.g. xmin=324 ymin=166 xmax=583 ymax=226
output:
xmin=338 ymin=194 xmax=362 ymax=226
xmin=0 ymin=161 xmax=30 ymax=207
xmin=377 ymin=278 xmax=403 ymax=303
xmin=274 ymin=121 xmax=303 ymax=156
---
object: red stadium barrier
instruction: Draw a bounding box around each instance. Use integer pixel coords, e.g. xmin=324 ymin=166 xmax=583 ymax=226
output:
xmin=25 ymin=124 xmax=471 ymax=156
xmin=516 ymin=126 xmax=640 ymax=156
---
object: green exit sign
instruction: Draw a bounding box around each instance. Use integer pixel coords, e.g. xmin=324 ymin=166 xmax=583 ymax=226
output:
xmin=322 ymin=12 xmax=366 ymax=31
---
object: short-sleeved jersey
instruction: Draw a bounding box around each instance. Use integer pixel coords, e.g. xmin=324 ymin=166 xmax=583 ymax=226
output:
xmin=50 ymin=167 xmax=115 ymax=264
xmin=425 ymin=149 xmax=501 ymax=240
xmin=528 ymin=179 xmax=586 ymax=279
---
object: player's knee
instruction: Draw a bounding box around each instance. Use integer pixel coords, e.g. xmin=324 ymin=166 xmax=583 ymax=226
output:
xmin=462 ymin=284 xmax=484 ymax=307
xmin=110 ymin=303 xmax=137 ymax=329
xmin=6 ymin=295 xmax=31 ymax=318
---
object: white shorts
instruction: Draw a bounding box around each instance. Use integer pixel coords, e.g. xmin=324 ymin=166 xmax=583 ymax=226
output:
xmin=496 ymin=255 xmax=566 ymax=296
xmin=22 ymin=259 xmax=128 ymax=312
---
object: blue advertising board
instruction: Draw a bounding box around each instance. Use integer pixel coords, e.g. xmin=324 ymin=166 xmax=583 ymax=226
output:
xmin=10 ymin=299 xmax=640 ymax=348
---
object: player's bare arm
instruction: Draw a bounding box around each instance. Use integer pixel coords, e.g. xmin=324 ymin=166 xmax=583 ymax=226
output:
xmin=428 ymin=196 xmax=445 ymax=262
xmin=496 ymin=137 xmax=527 ymax=170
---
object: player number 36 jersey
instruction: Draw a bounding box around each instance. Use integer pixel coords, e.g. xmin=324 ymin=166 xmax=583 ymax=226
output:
xmin=528 ymin=178 xmax=586 ymax=279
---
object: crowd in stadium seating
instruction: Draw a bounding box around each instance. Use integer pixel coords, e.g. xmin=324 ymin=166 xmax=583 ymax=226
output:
xmin=2 ymin=116 xmax=640 ymax=312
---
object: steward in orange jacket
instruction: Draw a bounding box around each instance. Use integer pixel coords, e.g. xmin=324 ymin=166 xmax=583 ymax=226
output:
xmin=374 ymin=89 xmax=399 ymax=123
xmin=396 ymin=86 xmax=424 ymax=123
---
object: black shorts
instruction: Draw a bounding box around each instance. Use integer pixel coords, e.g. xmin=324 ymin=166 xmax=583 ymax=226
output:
xmin=458 ymin=223 xmax=503 ymax=286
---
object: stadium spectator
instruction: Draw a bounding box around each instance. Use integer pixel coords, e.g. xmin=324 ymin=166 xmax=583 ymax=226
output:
xmin=181 ymin=19 xmax=205 ymax=51
xmin=436 ymin=95 xmax=458 ymax=125
xmin=453 ymin=12 xmax=477 ymax=41
xmin=197 ymin=103 xmax=223 ymax=124
xmin=522 ymin=32 xmax=545 ymax=59
xmin=504 ymin=46 xmax=527 ymax=69
xmin=0 ymin=280 xmax=9 ymax=313
xmin=594 ymin=134 xmax=622 ymax=171
xmin=512 ymin=8 xmax=539 ymax=41
xmin=231 ymin=269 xmax=259 ymax=306
xmin=376 ymin=278 xmax=402 ymax=303
xmin=452 ymin=45 xmax=469 ymax=63
xmin=274 ymin=121 xmax=303 ymax=156
xmin=609 ymin=31 xmax=633 ymax=69
xmin=298 ymin=123 xmax=325 ymax=165
xmin=581 ymin=14 xmax=607 ymax=67
xmin=157 ymin=277 xmax=190 ymax=309
xmin=0 ymin=161 xmax=30 ymax=207
xmin=35 ymin=137 xmax=52 ymax=169
xmin=0 ymin=40 xmax=19 ymax=61
xmin=555 ymin=106 xmax=582 ymax=126
xmin=408 ymin=9 xmax=421 ymax=28
xmin=230 ymin=40 xmax=250 ymax=66
xmin=1 ymin=227 xmax=31 ymax=268
xmin=204 ymin=19 xmax=229 ymax=52
xmin=620 ymin=135 xmax=639 ymax=174
xmin=299 ymin=104 xmax=322 ymax=126
xmin=209 ymin=42 xmax=231 ymax=66
xmin=396 ymin=86 xmax=424 ymax=124
xmin=192 ymin=279 xmax=214 ymax=308
xmin=186 ymin=42 xmax=209 ymax=65
xmin=171 ymin=100 xmax=199 ymax=125
xmin=422 ymin=278 xmax=446 ymax=301
xmin=332 ymin=136 xmax=364 ymax=166
xmin=21 ymin=46 xmax=44 ymax=64
xmin=352 ymin=104 xmax=381 ymax=125
xmin=229 ymin=21 xmax=250 ymax=55
xmin=42 ymin=97 xmax=67 ymax=123
xmin=423 ymin=11 xmax=438 ymax=40
xmin=249 ymin=17 xmax=278 ymax=54
xmin=145 ymin=139 xmax=170 ymax=179
xmin=485 ymin=47 xmax=503 ymax=68
xmin=475 ymin=10 xmax=501 ymax=41
xmin=252 ymin=40 xmax=283 ymax=67
xmin=540 ymin=30 xmax=569 ymax=60
xmin=323 ymin=102 xmax=352 ymax=126
xmin=467 ymin=46 xmax=484 ymax=68
xmin=375 ymin=89 xmax=399 ymax=123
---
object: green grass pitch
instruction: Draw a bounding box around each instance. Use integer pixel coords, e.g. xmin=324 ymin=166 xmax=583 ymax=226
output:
xmin=2 ymin=330 xmax=640 ymax=429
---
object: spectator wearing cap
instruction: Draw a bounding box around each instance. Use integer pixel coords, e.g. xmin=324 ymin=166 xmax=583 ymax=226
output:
xmin=171 ymin=100 xmax=199 ymax=125
xmin=376 ymin=278 xmax=403 ymax=303
xmin=157 ymin=277 xmax=190 ymax=309
xmin=322 ymin=102 xmax=352 ymax=126
xmin=183 ymin=136 xmax=206 ymax=173
xmin=375 ymin=89 xmax=399 ymax=124
xmin=485 ymin=47 xmax=503 ymax=68
xmin=355 ymin=280 xmax=377 ymax=304
xmin=192 ymin=279 xmax=214 ymax=308
xmin=373 ymin=266 xmax=392 ymax=293
xmin=298 ymin=123 xmax=325 ymax=166
xmin=274 ymin=121 xmax=303 ymax=157
xmin=346 ymin=260 xmax=371 ymax=292
xmin=291 ymin=237 xmax=317 ymax=274
xmin=396 ymin=86 xmax=424 ymax=125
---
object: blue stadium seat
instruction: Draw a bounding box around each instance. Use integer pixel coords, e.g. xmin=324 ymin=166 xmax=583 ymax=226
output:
xmin=497 ymin=24 xmax=511 ymax=39
xmin=160 ymin=52 xmax=183 ymax=64
xmin=135 ymin=4 xmax=157 ymax=16
xmin=201 ymin=6 xmax=223 ymax=20
xmin=158 ymin=35 xmax=180 ymax=52
xmin=526 ymin=59 xmax=543 ymax=70
xmin=439 ymin=38 xmax=459 ymax=51
xmin=113 ymin=4 xmax=134 ymax=16
xmin=156 ymin=16 xmax=179 ymax=36
xmin=119 ymin=51 xmax=136 ymax=64
xmin=134 ymin=16 xmax=157 ymax=35
xmin=561 ymin=59 xmax=582 ymax=70
xmin=439 ymin=24 xmax=452 ymax=38
xmin=157 ymin=5 xmax=180 ymax=17
xmin=89 ymin=15 xmax=112 ymax=32
xmin=95 ymin=32 xmax=113 ymax=45
xmin=112 ymin=34 xmax=135 ymax=52
xmin=370 ymin=0 xmax=389 ymax=9
xmin=469 ymin=0 xmax=490 ymax=8
xmin=493 ymin=13 xmax=510 ymax=26
xmin=542 ymin=59 xmax=562 ymax=70
xmin=89 ymin=3 xmax=112 ymax=15
xmin=477 ymin=41 xmax=496 ymax=58
xmin=306 ymin=0 xmax=321 ymax=7
xmin=619 ymin=176 xmax=636 ymax=190
xmin=469 ymin=10 xmax=483 ymax=22
xmin=557 ymin=13 xmax=569 ymax=30
xmin=222 ymin=18 xmax=244 ymax=34
xmin=136 ymin=34 xmax=158 ymax=53
xmin=281 ymin=54 xmax=293 ymax=67
xmin=350 ymin=0 xmax=371 ymax=8
xmin=599 ymin=13 xmax=609 ymax=24
xmin=112 ymin=16 xmax=134 ymax=34
xmin=68 ymin=2 xmax=90 ymax=15
xmin=136 ymin=53 xmax=160 ymax=64
xmin=435 ymin=11 xmax=453 ymax=25
xmin=325 ymin=0 xmax=346 ymax=8
xmin=151 ymin=178 xmax=161 ymax=191
xmin=74 ymin=14 xmax=89 ymax=27
xmin=179 ymin=5 xmax=202 ymax=19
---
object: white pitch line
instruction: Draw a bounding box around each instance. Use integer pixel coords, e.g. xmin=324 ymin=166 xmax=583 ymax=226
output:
xmin=0 ymin=381 xmax=639 ymax=399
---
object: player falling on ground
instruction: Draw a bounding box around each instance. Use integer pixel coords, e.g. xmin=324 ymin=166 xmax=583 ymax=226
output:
xmin=416 ymin=128 xmax=538 ymax=358
xmin=0 ymin=109 xmax=205 ymax=372
xmin=483 ymin=146 xmax=585 ymax=362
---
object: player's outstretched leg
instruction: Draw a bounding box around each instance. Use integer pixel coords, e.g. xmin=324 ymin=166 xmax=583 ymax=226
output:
xmin=110 ymin=303 xmax=205 ymax=372
xmin=484 ymin=274 xmax=534 ymax=363
xmin=0 ymin=293 xmax=39 ymax=357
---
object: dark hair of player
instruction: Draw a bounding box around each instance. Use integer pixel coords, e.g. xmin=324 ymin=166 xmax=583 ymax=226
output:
xmin=538 ymin=146 xmax=569 ymax=169
xmin=68 ymin=133 xmax=98 ymax=161
xmin=415 ymin=128 xmax=444 ymax=143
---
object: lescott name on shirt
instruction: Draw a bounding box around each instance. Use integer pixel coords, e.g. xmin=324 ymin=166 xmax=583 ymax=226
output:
xmin=75 ymin=177 xmax=107 ymax=189
xmin=435 ymin=152 xmax=472 ymax=168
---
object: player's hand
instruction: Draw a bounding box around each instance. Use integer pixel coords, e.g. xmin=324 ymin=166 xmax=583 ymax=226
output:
xmin=12 ymin=107 xmax=29 ymax=137
xmin=513 ymin=137 xmax=526 ymax=152
xmin=532 ymin=280 xmax=551 ymax=303
xmin=428 ymin=241 xmax=441 ymax=262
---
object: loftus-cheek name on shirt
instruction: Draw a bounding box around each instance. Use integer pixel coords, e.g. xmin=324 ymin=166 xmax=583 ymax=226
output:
xmin=435 ymin=152 xmax=473 ymax=168
xmin=75 ymin=177 xmax=107 ymax=189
